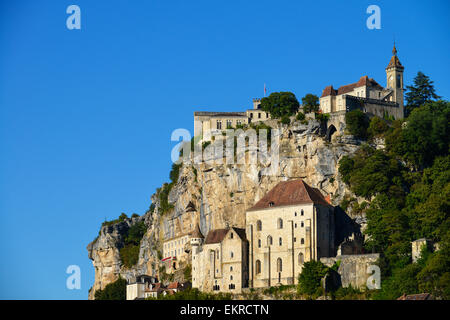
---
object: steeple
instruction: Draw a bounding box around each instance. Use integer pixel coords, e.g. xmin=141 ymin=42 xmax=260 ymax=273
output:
xmin=386 ymin=42 xmax=403 ymax=70
xmin=385 ymin=43 xmax=405 ymax=116
xmin=392 ymin=42 xmax=397 ymax=56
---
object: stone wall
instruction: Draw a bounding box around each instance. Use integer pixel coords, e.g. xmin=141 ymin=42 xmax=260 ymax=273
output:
xmin=344 ymin=95 xmax=403 ymax=120
xmin=320 ymin=253 xmax=379 ymax=289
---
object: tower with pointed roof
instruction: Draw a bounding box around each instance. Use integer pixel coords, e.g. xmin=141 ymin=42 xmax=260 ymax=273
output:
xmin=385 ymin=43 xmax=405 ymax=113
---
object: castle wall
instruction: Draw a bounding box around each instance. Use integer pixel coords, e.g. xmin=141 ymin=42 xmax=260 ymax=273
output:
xmin=320 ymin=253 xmax=380 ymax=289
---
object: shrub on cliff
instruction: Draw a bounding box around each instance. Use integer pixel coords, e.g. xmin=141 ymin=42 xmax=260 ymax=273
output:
xmin=260 ymin=92 xmax=299 ymax=118
xmin=94 ymin=277 xmax=127 ymax=300
xmin=345 ymin=109 xmax=369 ymax=139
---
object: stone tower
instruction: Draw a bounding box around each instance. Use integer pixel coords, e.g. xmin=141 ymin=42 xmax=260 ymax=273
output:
xmin=385 ymin=43 xmax=405 ymax=115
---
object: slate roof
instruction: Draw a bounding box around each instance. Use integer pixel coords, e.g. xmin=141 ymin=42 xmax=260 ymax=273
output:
xmin=247 ymin=179 xmax=331 ymax=211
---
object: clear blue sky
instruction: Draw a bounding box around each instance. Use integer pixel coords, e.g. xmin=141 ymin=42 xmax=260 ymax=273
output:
xmin=0 ymin=0 xmax=448 ymax=299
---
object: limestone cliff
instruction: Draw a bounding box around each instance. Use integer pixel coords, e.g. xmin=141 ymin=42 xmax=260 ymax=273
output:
xmin=87 ymin=118 xmax=363 ymax=299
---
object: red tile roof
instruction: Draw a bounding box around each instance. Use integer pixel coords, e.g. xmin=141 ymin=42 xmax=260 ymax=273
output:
xmin=204 ymin=227 xmax=246 ymax=244
xmin=167 ymin=282 xmax=181 ymax=289
xmin=247 ymin=179 xmax=331 ymax=211
xmin=397 ymin=293 xmax=433 ymax=300
xmin=321 ymin=76 xmax=383 ymax=98
xmin=320 ymin=85 xmax=337 ymax=98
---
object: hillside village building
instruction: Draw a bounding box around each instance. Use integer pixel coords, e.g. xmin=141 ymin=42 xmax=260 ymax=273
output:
xmin=191 ymin=226 xmax=249 ymax=293
xmin=194 ymin=98 xmax=270 ymax=141
xmin=246 ymin=180 xmax=335 ymax=288
xmin=319 ymin=44 xmax=405 ymax=120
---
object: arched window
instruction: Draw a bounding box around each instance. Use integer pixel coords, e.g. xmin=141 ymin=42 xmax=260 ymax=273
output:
xmin=255 ymin=260 xmax=261 ymax=274
xmin=267 ymin=235 xmax=273 ymax=246
xmin=277 ymin=258 xmax=282 ymax=272
xmin=230 ymin=266 xmax=233 ymax=271
xmin=301 ymin=238 xmax=305 ymax=245
xmin=216 ymin=249 xmax=220 ymax=260
xmin=298 ymin=253 xmax=304 ymax=265
xmin=258 ymin=239 xmax=261 ymax=248
xmin=301 ymin=209 xmax=304 ymax=216
xmin=277 ymin=218 xmax=283 ymax=229
xmin=230 ymin=251 xmax=234 ymax=258
xmin=279 ymin=237 xmax=282 ymax=246
xmin=256 ymin=220 xmax=262 ymax=231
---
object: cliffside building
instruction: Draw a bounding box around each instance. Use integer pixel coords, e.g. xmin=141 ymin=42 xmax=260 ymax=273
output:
xmin=246 ymin=179 xmax=335 ymax=288
xmin=194 ymin=98 xmax=270 ymax=141
xmin=191 ymin=227 xmax=249 ymax=293
xmin=319 ymin=44 xmax=405 ymax=120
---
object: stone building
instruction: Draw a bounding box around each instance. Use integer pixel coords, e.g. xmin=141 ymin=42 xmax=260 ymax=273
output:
xmin=194 ymin=98 xmax=270 ymax=141
xmin=246 ymin=179 xmax=335 ymax=288
xmin=126 ymin=275 xmax=157 ymax=300
xmin=319 ymin=44 xmax=405 ymax=120
xmin=191 ymin=226 xmax=249 ymax=293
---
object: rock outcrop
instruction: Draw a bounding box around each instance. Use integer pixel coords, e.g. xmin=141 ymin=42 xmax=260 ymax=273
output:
xmin=87 ymin=119 xmax=362 ymax=299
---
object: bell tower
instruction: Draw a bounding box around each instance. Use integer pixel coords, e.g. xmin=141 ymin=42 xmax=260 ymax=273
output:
xmin=385 ymin=43 xmax=404 ymax=111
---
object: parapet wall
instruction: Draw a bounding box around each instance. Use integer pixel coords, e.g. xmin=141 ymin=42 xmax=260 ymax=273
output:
xmin=344 ymin=95 xmax=403 ymax=120
xmin=320 ymin=253 xmax=379 ymax=289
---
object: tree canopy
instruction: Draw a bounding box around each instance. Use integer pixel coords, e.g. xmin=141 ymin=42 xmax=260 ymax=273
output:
xmin=301 ymin=93 xmax=320 ymax=113
xmin=260 ymin=92 xmax=299 ymax=118
xmin=405 ymin=71 xmax=441 ymax=115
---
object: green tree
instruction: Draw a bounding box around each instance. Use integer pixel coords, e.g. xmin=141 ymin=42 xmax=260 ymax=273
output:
xmin=385 ymin=101 xmax=449 ymax=169
xmin=405 ymin=71 xmax=441 ymax=115
xmin=345 ymin=109 xmax=369 ymax=139
xmin=95 ymin=277 xmax=127 ymax=300
xmin=296 ymin=112 xmax=305 ymax=121
xmin=260 ymin=92 xmax=299 ymax=118
xmin=301 ymin=93 xmax=319 ymax=113
xmin=297 ymin=260 xmax=329 ymax=296
xmin=367 ymin=116 xmax=388 ymax=138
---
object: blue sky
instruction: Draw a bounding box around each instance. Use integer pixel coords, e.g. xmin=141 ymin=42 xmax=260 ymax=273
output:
xmin=0 ymin=0 xmax=448 ymax=299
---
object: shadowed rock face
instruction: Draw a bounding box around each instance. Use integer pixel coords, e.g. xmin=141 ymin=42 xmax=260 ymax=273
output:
xmin=87 ymin=120 xmax=364 ymax=299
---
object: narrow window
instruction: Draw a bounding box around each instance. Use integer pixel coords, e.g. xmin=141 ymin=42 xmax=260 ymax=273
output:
xmin=277 ymin=258 xmax=282 ymax=272
xmin=267 ymin=235 xmax=273 ymax=246
xmin=301 ymin=238 xmax=305 ymax=245
xmin=256 ymin=220 xmax=262 ymax=231
xmin=258 ymin=239 xmax=261 ymax=248
xmin=277 ymin=218 xmax=283 ymax=229
xmin=279 ymin=237 xmax=282 ymax=246
xmin=298 ymin=253 xmax=304 ymax=264
xmin=255 ymin=260 xmax=261 ymax=274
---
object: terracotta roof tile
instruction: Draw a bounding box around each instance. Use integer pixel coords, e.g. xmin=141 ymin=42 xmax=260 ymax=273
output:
xmin=320 ymin=85 xmax=337 ymax=98
xmin=247 ymin=179 xmax=331 ymax=211
xmin=167 ymin=282 xmax=181 ymax=289
xmin=204 ymin=229 xmax=229 ymax=244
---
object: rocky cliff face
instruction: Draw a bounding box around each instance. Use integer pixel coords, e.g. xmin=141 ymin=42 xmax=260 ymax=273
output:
xmin=87 ymin=119 xmax=362 ymax=299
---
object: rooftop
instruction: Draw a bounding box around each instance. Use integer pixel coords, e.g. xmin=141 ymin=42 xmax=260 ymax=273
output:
xmin=204 ymin=227 xmax=246 ymax=244
xmin=247 ymin=179 xmax=331 ymax=211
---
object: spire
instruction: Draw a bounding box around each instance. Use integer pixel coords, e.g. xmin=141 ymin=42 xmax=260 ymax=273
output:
xmin=386 ymin=43 xmax=403 ymax=70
